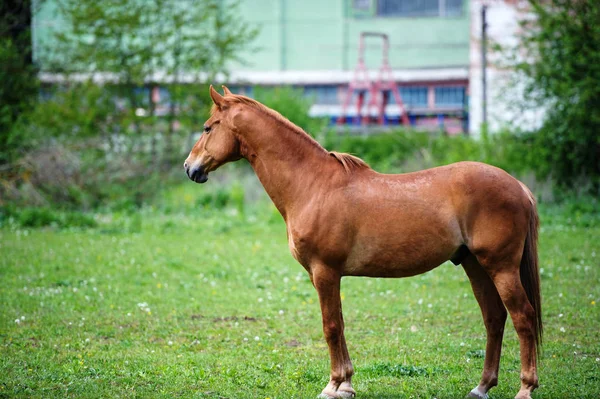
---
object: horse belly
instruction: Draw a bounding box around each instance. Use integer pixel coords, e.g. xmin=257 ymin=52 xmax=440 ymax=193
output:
xmin=342 ymin=215 xmax=460 ymax=278
xmin=344 ymin=242 xmax=453 ymax=278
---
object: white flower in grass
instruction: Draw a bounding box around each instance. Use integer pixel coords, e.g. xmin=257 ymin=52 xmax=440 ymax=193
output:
xmin=137 ymin=302 xmax=151 ymax=314
xmin=168 ymin=341 xmax=173 ymax=346
xmin=560 ymin=327 xmax=566 ymax=333
xmin=254 ymin=336 xmax=260 ymax=341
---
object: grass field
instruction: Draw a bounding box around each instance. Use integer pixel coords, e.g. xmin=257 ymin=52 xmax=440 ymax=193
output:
xmin=1 ymin=196 xmax=599 ymax=398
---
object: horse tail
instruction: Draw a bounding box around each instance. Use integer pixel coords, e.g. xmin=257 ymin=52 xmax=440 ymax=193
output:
xmin=519 ymin=182 xmax=543 ymax=355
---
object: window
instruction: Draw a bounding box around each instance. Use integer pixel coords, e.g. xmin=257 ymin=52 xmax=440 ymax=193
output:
xmin=434 ymin=86 xmax=465 ymax=107
xmin=350 ymin=0 xmax=375 ymax=17
xmin=398 ymin=87 xmax=428 ymax=107
xmin=376 ymin=0 xmax=463 ymax=17
xmin=304 ymin=85 xmax=339 ymax=105
xmin=353 ymin=0 xmax=372 ymax=11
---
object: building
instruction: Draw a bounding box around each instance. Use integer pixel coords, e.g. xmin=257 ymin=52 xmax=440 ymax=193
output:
xmin=227 ymin=0 xmax=470 ymax=133
xmin=33 ymin=0 xmax=530 ymax=135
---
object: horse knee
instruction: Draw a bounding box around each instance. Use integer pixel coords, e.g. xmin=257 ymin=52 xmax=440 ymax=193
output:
xmin=484 ymin=308 xmax=507 ymax=336
xmin=323 ymin=320 xmax=341 ymax=343
xmin=512 ymin=306 xmax=535 ymax=338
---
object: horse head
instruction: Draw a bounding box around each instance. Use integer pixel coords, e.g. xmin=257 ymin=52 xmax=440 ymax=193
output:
xmin=184 ymin=85 xmax=241 ymax=183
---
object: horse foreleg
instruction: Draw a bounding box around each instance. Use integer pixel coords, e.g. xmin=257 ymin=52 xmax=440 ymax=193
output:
xmin=312 ymin=265 xmax=355 ymax=399
xmin=463 ymin=255 xmax=507 ymax=399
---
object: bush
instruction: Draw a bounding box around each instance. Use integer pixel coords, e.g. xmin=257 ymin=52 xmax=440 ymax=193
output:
xmin=323 ymin=129 xmax=534 ymax=175
xmin=0 ymin=206 xmax=96 ymax=229
xmin=505 ymin=0 xmax=600 ymax=194
xmin=253 ymin=86 xmax=328 ymax=136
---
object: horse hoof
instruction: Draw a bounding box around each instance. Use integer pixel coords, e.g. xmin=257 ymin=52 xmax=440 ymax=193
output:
xmin=466 ymin=387 xmax=489 ymax=399
xmin=317 ymin=392 xmax=336 ymax=399
xmin=337 ymin=381 xmax=356 ymax=398
xmin=317 ymin=390 xmax=355 ymax=399
xmin=514 ymin=391 xmax=532 ymax=399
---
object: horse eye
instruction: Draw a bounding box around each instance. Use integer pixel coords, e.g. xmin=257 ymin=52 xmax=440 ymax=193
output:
xmin=203 ymin=125 xmax=211 ymax=133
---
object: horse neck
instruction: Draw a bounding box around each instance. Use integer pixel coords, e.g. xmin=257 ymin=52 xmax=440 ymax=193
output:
xmin=237 ymin=110 xmax=335 ymax=219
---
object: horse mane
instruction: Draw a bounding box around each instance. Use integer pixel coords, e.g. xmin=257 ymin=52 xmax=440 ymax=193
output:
xmin=221 ymin=94 xmax=324 ymax=150
xmin=219 ymin=93 xmax=370 ymax=174
xmin=329 ymin=151 xmax=370 ymax=173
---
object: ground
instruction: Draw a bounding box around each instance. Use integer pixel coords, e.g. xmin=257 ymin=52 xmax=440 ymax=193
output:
xmin=1 ymin=205 xmax=599 ymax=398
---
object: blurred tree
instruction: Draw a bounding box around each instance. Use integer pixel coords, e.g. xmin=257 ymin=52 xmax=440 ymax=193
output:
xmin=0 ymin=0 xmax=39 ymax=165
xmin=39 ymin=0 xmax=256 ymax=165
xmin=511 ymin=0 xmax=600 ymax=194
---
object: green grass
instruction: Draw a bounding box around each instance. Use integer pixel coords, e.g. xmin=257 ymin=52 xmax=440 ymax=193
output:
xmin=1 ymin=203 xmax=599 ymax=398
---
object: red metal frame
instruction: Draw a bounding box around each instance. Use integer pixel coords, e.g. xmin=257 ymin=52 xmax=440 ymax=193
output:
xmin=338 ymin=32 xmax=409 ymax=126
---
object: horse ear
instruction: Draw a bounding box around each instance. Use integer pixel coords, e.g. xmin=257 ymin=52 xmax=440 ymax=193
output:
xmin=222 ymin=85 xmax=232 ymax=96
xmin=209 ymin=85 xmax=224 ymax=108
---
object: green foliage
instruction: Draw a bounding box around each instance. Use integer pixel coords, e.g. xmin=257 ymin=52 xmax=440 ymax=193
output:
xmin=1 ymin=1 xmax=258 ymax=211
xmin=323 ymin=129 xmax=534 ymax=176
xmin=41 ymin=0 xmax=258 ymax=135
xmin=22 ymin=82 xmax=120 ymax=139
xmin=0 ymin=0 xmax=39 ymax=165
xmin=253 ymin=86 xmax=328 ymax=136
xmin=195 ymin=188 xmax=233 ymax=209
xmin=0 ymin=206 xmax=96 ymax=229
xmin=509 ymin=0 xmax=600 ymax=193
xmin=193 ymin=183 xmax=246 ymax=214
xmin=46 ymin=0 xmax=257 ymax=79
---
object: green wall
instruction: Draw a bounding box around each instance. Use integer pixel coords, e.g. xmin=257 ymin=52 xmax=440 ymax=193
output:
xmin=33 ymin=0 xmax=470 ymax=72
xmin=233 ymin=0 xmax=470 ymax=71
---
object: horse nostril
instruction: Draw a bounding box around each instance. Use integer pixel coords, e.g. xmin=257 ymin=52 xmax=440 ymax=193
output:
xmin=183 ymin=161 xmax=188 ymax=169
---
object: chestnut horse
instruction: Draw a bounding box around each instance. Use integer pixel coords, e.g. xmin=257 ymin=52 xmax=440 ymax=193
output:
xmin=184 ymin=86 xmax=542 ymax=399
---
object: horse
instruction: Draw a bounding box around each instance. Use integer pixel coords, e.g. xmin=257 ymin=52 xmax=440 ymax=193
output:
xmin=184 ymin=86 xmax=542 ymax=399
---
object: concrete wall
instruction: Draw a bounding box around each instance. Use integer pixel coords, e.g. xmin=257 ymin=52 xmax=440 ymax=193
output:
xmin=469 ymin=0 xmax=544 ymax=136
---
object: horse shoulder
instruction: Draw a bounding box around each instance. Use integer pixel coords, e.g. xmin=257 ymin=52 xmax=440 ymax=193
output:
xmin=286 ymin=187 xmax=354 ymax=268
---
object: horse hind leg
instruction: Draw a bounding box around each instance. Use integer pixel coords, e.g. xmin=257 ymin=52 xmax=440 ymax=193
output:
xmin=488 ymin=266 xmax=539 ymax=399
xmin=463 ymin=254 xmax=507 ymax=399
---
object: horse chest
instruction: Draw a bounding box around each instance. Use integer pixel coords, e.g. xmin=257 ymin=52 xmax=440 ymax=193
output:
xmin=286 ymin=226 xmax=318 ymax=268
xmin=287 ymin=229 xmax=302 ymax=263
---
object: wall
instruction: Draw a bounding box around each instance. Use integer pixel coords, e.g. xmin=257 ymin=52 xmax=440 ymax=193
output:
xmin=469 ymin=0 xmax=545 ymax=136
xmin=233 ymin=0 xmax=470 ymax=72
xmin=32 ymin=0 xmax=471 ymax=73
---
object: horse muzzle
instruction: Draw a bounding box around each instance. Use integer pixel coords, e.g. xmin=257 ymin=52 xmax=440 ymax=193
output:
xmin=185 ymin=163 xmax=209 ymax=184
